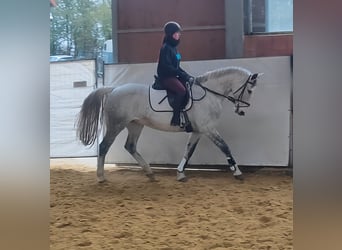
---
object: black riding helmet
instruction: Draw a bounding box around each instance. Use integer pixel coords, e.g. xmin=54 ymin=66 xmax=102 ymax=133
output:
xmin=163 ymin=21 xmax=182 ymax=36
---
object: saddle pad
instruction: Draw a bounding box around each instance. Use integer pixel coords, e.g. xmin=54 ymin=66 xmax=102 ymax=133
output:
xmin=149 ymin=87 xmax=192 ymax=112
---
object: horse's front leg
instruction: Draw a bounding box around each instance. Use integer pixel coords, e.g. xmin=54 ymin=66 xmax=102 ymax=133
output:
xmin=205 ymin=129 xmax=243 ymax=180
xmin=177 ymin=132 xmax=202 ymax=181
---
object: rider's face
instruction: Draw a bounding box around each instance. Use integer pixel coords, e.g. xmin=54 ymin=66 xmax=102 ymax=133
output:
xmin=172 ymin=32 xmax=181 ymax=40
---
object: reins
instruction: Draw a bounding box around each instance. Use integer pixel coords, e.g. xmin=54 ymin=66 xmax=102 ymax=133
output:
xmin=195 ymin=74 xmax=254 ymax=107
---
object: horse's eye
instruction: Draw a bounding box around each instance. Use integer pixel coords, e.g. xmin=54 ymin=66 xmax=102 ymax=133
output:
xmin=247 ymin=89 xmax=252 ymax=94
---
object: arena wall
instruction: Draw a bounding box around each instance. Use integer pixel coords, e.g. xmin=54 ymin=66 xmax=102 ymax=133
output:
xmin=50 ymin=60 xmax=98 ymax=157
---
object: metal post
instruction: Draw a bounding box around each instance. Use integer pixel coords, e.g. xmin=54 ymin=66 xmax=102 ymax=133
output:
xmin=244 ymin=0 xmax=253 ymax=34
xmin=225 ymin=0 xmax=244 ymax=58
xmin=111 ymin=0 xmax=118 ymax=63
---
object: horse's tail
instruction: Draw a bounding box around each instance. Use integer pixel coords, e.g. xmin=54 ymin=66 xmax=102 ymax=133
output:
xmin=76 ymin=87 xmax=114 ymax=146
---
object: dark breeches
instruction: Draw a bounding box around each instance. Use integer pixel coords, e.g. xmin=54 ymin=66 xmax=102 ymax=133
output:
xmin=162 ymin=77 xmax=186 ymax=110
xmin=162 ymin=77 xmax=186 ymax=97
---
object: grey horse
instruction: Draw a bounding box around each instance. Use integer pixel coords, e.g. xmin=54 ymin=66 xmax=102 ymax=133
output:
xmin=76 ymin=66 xmax=262 ymax=182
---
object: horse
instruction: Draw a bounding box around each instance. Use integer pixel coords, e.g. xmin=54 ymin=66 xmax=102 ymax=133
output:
xmin=76 ymin=66 xmax=262 ymax=182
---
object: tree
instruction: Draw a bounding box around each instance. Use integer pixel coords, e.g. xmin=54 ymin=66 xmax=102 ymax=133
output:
xmin=50 ymin=0 xmax=112 ymax=58
xmin=95 ymin=0 xmax=112 ymax=41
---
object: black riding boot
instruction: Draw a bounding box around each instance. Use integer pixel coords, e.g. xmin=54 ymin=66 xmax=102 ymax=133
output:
xmin=170 ymin=108 xmax=181 ymax=126
xmin=170 ymin=94 xmax=184 ymax=126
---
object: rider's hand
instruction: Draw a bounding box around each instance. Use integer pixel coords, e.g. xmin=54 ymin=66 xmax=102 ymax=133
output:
xmin=187 ymin=76 xmax=195 ymax=85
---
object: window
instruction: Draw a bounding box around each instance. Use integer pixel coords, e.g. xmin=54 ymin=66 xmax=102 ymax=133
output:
xmin=245 ymin=0 xmax=293 ymax=33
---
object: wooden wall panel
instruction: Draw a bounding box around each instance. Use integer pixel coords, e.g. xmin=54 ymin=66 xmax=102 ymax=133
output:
xmin=244 ymin=34 xmax=293 ymax=57
xmin=117 ymin=0 xmax=225 ymax=63
xmin=115 ymin=0 xmax=293 ymax=63
xmin=117 ymin=0 xmax=224 ymax=29
xmin=178 ymin=30 xmax=226 ymax=61
xmin=118 ymin=32 xmax=162 ymax=63
xmin=118 ymin=30 xmax=226 ymax=63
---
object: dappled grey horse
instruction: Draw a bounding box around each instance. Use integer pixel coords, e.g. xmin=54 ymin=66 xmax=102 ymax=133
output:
xmin=76 ymin=66 xmax=262 ymax=182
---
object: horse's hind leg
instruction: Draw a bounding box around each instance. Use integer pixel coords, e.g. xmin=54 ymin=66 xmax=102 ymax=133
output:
xmin=205 ymin=129 xmax=243 ymax=181
xmin=97 ymin=125 xmax=124 ymax=183
xmin=177 ymin=132 xmax=202 ymax=182
xmin=125 ymin=121 xmax=156 ymax=181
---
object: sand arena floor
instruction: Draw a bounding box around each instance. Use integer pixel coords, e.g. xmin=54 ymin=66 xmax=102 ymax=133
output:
xmin=50 ymin=158 xmax=292 ymax=250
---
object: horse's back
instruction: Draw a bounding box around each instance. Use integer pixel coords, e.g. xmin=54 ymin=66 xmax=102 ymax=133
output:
xmin=111 ymin=83 xmax=149 ymax=96
xmin=105 ymin=83 xmax=150 ymax=117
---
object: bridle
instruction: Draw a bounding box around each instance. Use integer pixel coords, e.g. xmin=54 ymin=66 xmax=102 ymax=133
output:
xmin=196 ymin=74 xmax=257 ymax=116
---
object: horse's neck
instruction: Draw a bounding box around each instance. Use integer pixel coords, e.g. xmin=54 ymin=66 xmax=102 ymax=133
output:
xmin=204 ymin=77 xmax=232 ymax=95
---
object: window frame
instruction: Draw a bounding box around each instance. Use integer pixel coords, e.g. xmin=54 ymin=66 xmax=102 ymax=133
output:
xmin=244 ymin=0 xmax=293 ymax=35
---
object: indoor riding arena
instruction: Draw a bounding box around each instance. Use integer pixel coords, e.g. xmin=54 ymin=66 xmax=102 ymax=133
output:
xmin=50 ymin=0 xmax=293 ymax=249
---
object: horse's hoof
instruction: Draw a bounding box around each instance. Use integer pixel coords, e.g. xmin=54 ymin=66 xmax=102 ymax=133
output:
xmin=177 ymin=176 xmax=188 ymax=182
xmin=234 ymin=175 xmax=244 ymax=181
xmin=149 ymin=177 xmax=159 ymax=182
xmin=97 ymin=177 xmax=106 ymax=183
xmin=177 ymin=172 xmax=187 ymax=182
xmin=146 ymin=173 xmax=158 ymax=182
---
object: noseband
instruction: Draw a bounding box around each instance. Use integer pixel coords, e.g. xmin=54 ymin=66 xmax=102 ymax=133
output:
xmin=197 ymin=74 xmax=256 ymax=116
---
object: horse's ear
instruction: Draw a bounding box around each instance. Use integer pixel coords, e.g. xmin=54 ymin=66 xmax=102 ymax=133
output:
xmin=252 ymin=73 xmax=264 ymax=80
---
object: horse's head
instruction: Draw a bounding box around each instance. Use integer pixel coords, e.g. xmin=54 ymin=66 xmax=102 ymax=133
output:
xmin=230 ymin=71 xmax=263 ymax=116
xmin=196 ymin=67 xmax=263 ymax=115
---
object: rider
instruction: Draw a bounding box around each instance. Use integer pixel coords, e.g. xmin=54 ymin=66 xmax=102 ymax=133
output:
xmin=157 ymin=21 xmax=194 ymax=126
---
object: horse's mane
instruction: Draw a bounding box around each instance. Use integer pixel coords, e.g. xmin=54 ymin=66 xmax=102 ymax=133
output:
xmin=196 ymin=66 xmax=251 ymax=84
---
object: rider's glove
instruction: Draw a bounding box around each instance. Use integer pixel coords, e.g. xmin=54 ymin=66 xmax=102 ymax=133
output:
xmin=187 ymin=76 xmax=195 ymax=86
